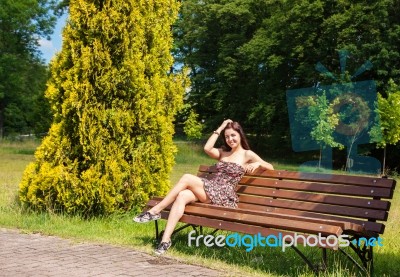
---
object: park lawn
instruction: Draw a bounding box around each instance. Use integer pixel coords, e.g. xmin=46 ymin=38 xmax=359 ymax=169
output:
xmin=0 ymin=139 xmax=399 ymax=277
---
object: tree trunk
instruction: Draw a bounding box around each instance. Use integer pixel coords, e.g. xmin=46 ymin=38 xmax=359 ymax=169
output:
xmin=0 ymin=105 xmax=4 ymax=139
xmin=382 ymin=146 xmax=387 ymax=176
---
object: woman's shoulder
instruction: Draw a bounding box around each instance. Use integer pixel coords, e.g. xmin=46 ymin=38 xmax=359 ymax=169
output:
xmin=244 ymin=149 xmax=256 ymax=156
xmin=244 ymin=149 xmax=262 ymax=162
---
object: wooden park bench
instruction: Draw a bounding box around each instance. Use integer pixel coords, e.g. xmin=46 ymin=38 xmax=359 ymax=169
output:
xmin=146 ymin=165 xmax=396 ymax=275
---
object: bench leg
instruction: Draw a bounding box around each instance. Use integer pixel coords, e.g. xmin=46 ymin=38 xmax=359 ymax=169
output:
xmin=290 ymin=245 xmax=319 ymax=274
xmin=154 ymin=220 xmax=158 ymax=242
xmin=370 ymin=246 xmax=374 ymax=276
xmin=153 ymin=220 xmax=200 ymax=244
xmin=338 ymin=242 xmax=374 ymax=276
xmin=171 ymin=223 xmax=199 ymax=237
xmin=290 ymin=246 xmax=330 ymax=274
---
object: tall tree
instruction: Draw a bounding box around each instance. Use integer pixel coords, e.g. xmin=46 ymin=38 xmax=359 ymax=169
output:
xmin=174 ymin=0 xmax=400 ymax=159
xmin=371 ymin=80 xmax=400 ymax=174
xmin=174 ymin=0 xmax=280 ymax=133
xmin=0 ymin=0 xmax=57 ymax=137
xmin=19 ymin=0 xmax=186 ymax=216
xmin=294 ymin=92 xmax=343 ymax=169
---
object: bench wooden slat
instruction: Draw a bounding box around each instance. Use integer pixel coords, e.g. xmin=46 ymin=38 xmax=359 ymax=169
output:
xmin=158 ymin=212 xmax=338 ymax=250
xmin=147 ymin=199 xmax=343 ymax=236
xmin=236 ymin=185 xmax=390 ymax=210
xmin=237 ymin=202 xmax=385 ymax=234
xmin=186 ymin=206 xmax=343 ymax=236
xmin=252 ymin=170 xmax=395 ymax=188
xmin=198 ymin=172 xmax=394 ymax=199
xmin=150 ymin=197 xmax=364 ymax=234
xmin=238 ymin=177 xmax=394 ymax=199
xmin=238 ymin=194 xmax=387 ymax=220
xmin=148 ymin=197 xmax=354 ymax=232
xmin=198 ymin=165 xmax=396 ymax=188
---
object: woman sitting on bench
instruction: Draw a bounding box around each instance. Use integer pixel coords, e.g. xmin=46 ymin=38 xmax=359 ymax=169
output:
xmin=133 ymin=119 xmax=274 ymax=255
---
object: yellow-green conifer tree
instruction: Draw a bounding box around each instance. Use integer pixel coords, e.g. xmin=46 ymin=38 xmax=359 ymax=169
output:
xmin=19 ymin=0 xmax=186 ymax=216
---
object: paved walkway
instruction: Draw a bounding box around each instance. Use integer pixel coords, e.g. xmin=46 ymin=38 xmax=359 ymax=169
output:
xmin=0 ymin=228 xmax=224 ymax=277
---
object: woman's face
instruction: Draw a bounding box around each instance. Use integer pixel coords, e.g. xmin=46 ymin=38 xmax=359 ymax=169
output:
xmin=224 ymin=128 xmax=241 ymax=149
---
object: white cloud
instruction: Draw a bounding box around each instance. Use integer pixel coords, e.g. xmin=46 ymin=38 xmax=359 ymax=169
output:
xmin=38 ymin=38 xmax=57 ymax=63
xmin=38 ymin=13 xmax=68 ymax=64
xmin=38 ymin=38 xmax=54 ymax=50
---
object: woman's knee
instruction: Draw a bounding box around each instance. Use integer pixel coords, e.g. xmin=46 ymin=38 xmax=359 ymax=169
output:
xmin=179 ymin=174 xmax=194 ymax=184
xmin=175 ymin=190 xmax=197 ymax=204
xmin=180 ymin=174 xmax=203 ymax=188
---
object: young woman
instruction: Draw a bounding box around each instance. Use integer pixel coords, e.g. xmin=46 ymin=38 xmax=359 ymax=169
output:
xmin=133 ymin=119 xmax=274 ymax=255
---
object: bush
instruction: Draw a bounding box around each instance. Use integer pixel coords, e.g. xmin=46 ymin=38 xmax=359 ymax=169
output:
xmin=19 ymin=0 xmax=186 ymax=216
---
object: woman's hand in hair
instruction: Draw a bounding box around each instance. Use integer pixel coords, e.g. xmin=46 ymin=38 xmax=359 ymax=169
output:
xmin=219 ymin=119 xmax=233 ymax=130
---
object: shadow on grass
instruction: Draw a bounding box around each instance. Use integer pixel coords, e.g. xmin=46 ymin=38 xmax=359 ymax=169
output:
xmin=372 ymin=249 xmax=400 ymax=276
xmin=142 ymin=225 xmax=400 ymax=277
xmin=171 ymin=231 xmax=315 ymax=276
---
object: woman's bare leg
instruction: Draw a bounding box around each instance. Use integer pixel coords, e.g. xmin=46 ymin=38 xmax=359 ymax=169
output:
xmin=160 ymin=189 xmax=197 ymax=243
xmin=148 ymin=174 xmax=210 ymax=215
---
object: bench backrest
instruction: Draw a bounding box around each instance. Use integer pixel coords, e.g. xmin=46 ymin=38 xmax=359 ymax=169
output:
xmin=198 ymin=165 xmax=396 ymax=236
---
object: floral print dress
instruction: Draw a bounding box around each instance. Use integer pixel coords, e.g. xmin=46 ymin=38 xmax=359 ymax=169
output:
xmin=202 ymin=160 xmax=245 ymax=208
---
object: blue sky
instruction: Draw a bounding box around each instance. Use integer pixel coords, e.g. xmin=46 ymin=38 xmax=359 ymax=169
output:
xmin=38 ymin=13 xmax=68 ymax=64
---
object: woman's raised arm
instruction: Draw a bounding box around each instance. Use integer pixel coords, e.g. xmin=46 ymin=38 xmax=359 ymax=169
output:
xmin=204 ymin=119 xmax=232 ymax=159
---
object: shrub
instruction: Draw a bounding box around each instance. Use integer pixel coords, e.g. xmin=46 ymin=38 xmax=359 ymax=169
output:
xmin=19 ymin=0 xmax=187 ymax=216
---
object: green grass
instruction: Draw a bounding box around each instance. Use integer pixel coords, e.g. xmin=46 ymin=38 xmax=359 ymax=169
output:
xmin=0 ymin=139 xmax=399 ymax=276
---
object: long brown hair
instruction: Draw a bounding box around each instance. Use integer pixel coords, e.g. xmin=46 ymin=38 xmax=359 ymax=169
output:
xmin=222 ymin=122 xmax=251 ymax=151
